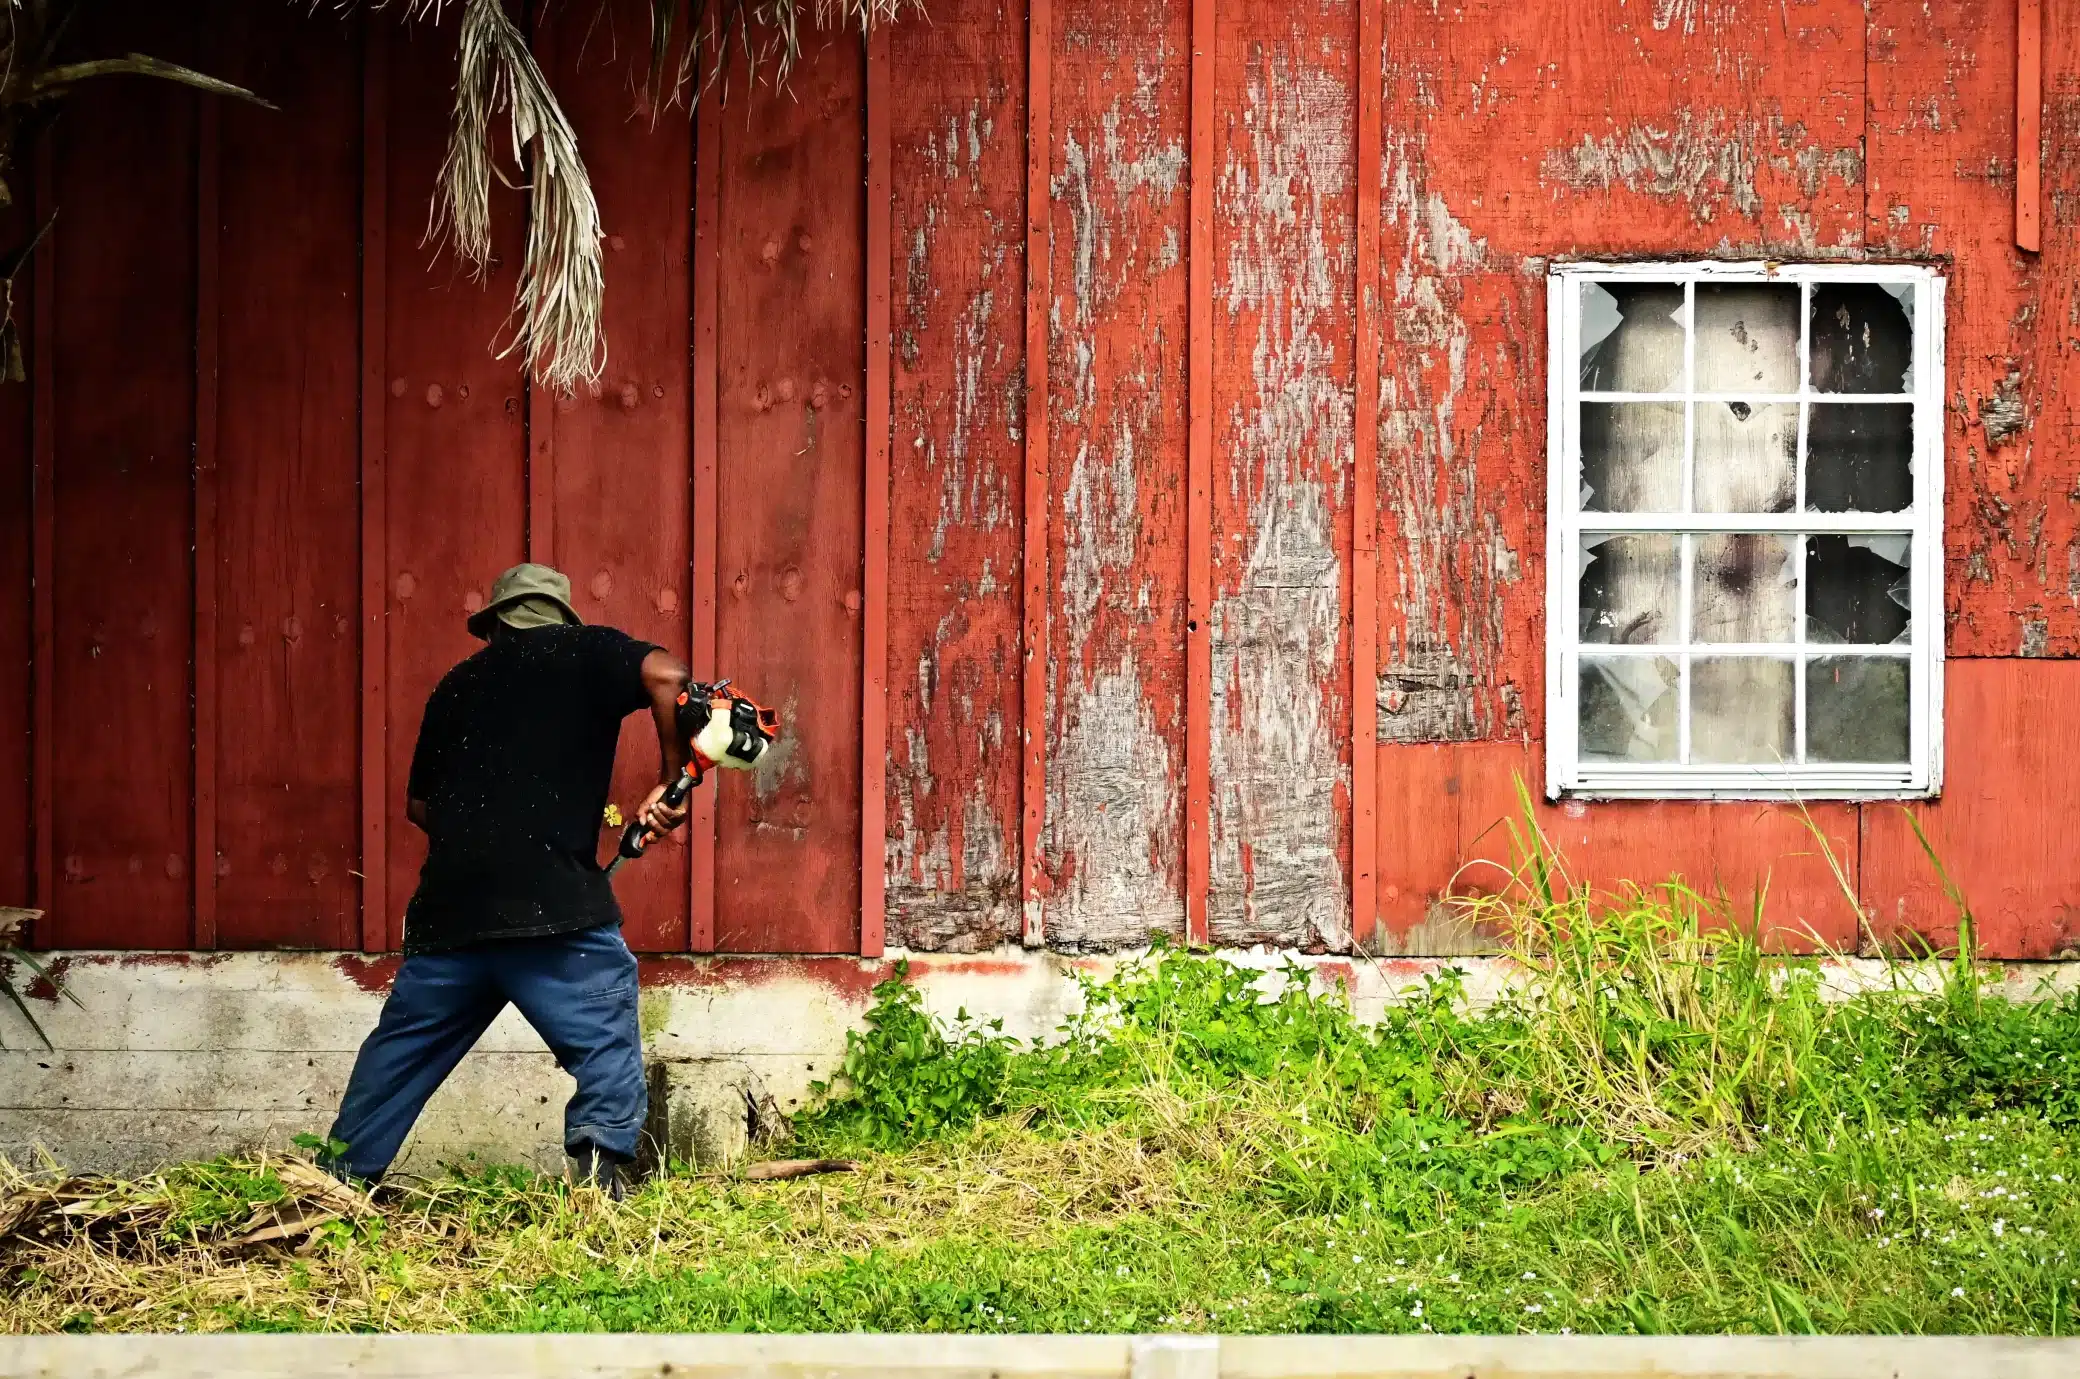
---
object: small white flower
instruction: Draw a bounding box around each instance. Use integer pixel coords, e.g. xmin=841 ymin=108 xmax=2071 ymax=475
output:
xmin=1952 ymin=1287 xmax=1966 ymax=1298
xmin=1994 ymin=1219 xmax=2006 ymax=1238
xmin=1524 ymin=1303 xmax=1543 ymax=1314
xmin=1523 ymin=1270 xmax=1538 ymax=1280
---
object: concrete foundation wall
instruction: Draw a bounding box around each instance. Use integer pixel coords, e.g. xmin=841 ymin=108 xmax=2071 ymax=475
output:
xmin=5 ymin=950 xmax=2077 ymax=1177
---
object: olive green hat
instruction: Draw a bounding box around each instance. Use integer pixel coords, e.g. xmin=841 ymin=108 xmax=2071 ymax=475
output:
xmin=468 ymin=562 xmax=583 ymax=640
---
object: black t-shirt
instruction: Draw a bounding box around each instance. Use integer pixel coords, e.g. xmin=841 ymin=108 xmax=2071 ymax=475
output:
xmin=402 ymin=624 xmax=660 ymax=953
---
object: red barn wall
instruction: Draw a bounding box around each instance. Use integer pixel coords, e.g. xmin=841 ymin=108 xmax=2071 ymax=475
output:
xmin=1 ymin=0 xmax=2075 ymax=960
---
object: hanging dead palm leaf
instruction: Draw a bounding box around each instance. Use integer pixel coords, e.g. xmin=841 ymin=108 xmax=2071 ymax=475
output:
xmin=349 ymin=0 xmax=921 ymax=392
xmin=433 ymin=0 xmax=605 ymax=393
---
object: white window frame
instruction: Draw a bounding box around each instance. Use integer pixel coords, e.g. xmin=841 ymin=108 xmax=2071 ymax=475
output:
xmin=1545 ymin=260 xmax=1945 ymax=801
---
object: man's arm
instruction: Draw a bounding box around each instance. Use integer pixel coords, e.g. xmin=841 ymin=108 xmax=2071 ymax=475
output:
xmin=635 ymin=648 xmax=694 ymax=836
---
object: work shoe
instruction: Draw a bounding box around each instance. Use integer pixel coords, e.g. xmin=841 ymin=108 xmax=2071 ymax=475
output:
xmin=570 ymin=1144 xmax=631 ymax=1202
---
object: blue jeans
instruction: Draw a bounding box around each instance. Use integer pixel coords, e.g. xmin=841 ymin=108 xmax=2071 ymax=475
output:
xmin=325 ymin=923 xmax=645 ymax=1180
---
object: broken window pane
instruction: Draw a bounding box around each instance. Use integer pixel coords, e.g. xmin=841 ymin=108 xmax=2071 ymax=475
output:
xmin=1579 ymin=656 xmax=1678 ymax=762
xmin=1582 ymin=402 xmax=1684 ymax=512
xmin=1810 ymin=282 xmax=1915 ymax=394
xmin=1806 ymin=403 xmax=1913 ymax=513
xmin=1695 ymin=283 xmax=1800 ymax=394
xmin=1580 ymin=281 xmax=1685 ymax=393
xmin=1691 ymin=657 xmax=1795 ymax=765
xmin=1693 ymin=534 xmax=1796 ymax=644
xmin=1695 ymin=401 xmax=1796 ymax=513
xmin=1806 ymin=656 xmax=1910 ymax=764
xmin=1807 ymin=534 xmax=1911 ymax=645
xmin=1579 ymin=534 xmax=1679 ymax=644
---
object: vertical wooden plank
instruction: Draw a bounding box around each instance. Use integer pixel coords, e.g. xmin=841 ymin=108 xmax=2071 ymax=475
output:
xmin=885 ymin=0 xmax=1028 ymax=953
xmin=192 ymin=92 xmax=221 ymax=950
xmin=29 ymin=140 xmax=54 ymax=921
xmin=2018 ymin=0 xmax=2041 ymax=254
xmin=1043 ymin=0 xmax=1191 ymax=949
xmin=862 ymin=26 xmax=893 ymax=961
xmin=1022 ymin=0 xmax=1052 ymax=949
xmin=0 ymin=173 xmax=36 ymax=914
xmin=690 ymin=84 xmax=720 ymax=955
xmin=48 ymin=5 xmax=198 ymax=947
xmin=1206 ymin=0 xmax=1356 ymax=951
xmin=214 ymin=1 xmax=364 ymax=950
xmin=533 ymin=0 xmax=693 ymax=954
xmin=1184 ymin=0 xmax=1214 ymax=950
xmin=713 ymin=40 xmax=867 ymax=955
xmin=381 ymin=11 xmax=529 ymax=945
xmin=1349 ymin=0 xmax=1381 ymax=953
xmin=360 ymin=8 xmax=390 ymax=952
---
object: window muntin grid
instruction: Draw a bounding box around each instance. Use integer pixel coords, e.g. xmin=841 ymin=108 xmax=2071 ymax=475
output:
xmin=1546 ymin=264 xmax=1942 ymax=800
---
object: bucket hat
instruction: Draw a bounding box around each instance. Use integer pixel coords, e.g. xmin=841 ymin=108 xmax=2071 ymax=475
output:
xmin=467 ymin=563 xmax=584 ymax=640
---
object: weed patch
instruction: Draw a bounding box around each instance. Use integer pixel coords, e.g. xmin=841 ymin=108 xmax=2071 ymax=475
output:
xmin=7 ymin=835 xmax=2080 ymax=1335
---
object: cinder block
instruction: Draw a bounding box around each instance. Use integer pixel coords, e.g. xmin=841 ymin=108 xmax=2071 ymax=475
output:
xmin=640 ymin=1058 xmax=785 ymax=1175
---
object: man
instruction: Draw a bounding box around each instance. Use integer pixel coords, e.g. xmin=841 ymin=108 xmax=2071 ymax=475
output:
xmin=323 ymin=563 xmax=691 ymax=1199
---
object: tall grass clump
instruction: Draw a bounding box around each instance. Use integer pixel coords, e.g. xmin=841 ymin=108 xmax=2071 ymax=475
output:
xmin=795 ymin=795 xmax=2080 ymax=1218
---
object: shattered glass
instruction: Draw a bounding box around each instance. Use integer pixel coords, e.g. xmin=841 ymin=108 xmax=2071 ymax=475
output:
xmin=1693 ymin=534 xmax=1796 ymax=644
xmin=1806 ymin=656 xmax=1910 ymax=764
xmin=1578 ymin=534 xmax=1679 ymax=645
xmin=1810 ymin=282 xmax=1915 ymax=394
xmin=1580 ymin=281 xmax=1685 ymax=393
xmin=1695 ymin=283 xmax=1800 ymax=394
xmin=1806 ymin=403 xmax=1913 ymax=513
xmin=1691 ymin=657 xmax=1795 ymax=765
xmin=1579 ymin=657 xmax=1679 ymax=762
xmin=1581 ymin=401 xmax=1684 ymax=512
xmin=1695 ymin=400 xmax=1796 ymax=513
xmin=1807 ymin=535 xmax=1911 ymax=645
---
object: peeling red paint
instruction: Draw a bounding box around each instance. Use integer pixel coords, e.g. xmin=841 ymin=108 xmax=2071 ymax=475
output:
xmin=1208 ymin=0 xmax=1355 ymax=952
xmin=1042 ymin=0 xmax=1193 ymax=952
xmin=333 ymin=953 xmax=403 ymax=994
xmin=885 ymin=0 xmax=1027 ymax=955
xmin=19 ymin=955 xmax=73 ymax=1004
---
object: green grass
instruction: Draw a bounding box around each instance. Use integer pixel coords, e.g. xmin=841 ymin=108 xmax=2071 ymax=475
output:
xmin=7 ymin=817 xmax=2080 ymax=1335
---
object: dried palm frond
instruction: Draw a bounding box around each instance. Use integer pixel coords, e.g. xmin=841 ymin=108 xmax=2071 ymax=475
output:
xmin=336 ymin=0 xmax=925 ymax=390
xmin=430 ymin=0 xmax=605 ymax=392
xmin=639 ymin=0 xmax=923 ymax=111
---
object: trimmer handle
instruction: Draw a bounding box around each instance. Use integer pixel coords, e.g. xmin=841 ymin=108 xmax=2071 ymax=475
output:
xmin=614 ymin=765 xmax=700 ymax=865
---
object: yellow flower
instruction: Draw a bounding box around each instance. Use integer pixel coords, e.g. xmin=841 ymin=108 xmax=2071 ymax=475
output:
xmin=603 ymin=804 xmax=624 ymax=828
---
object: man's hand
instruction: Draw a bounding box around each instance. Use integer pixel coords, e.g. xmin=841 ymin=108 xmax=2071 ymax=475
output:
xmin=636 ymin=780 xmax=690 ymax=840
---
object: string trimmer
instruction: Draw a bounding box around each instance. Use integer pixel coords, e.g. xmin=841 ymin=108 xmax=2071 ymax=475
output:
xmin=607 ymin=680 xmax=779 ymax=874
